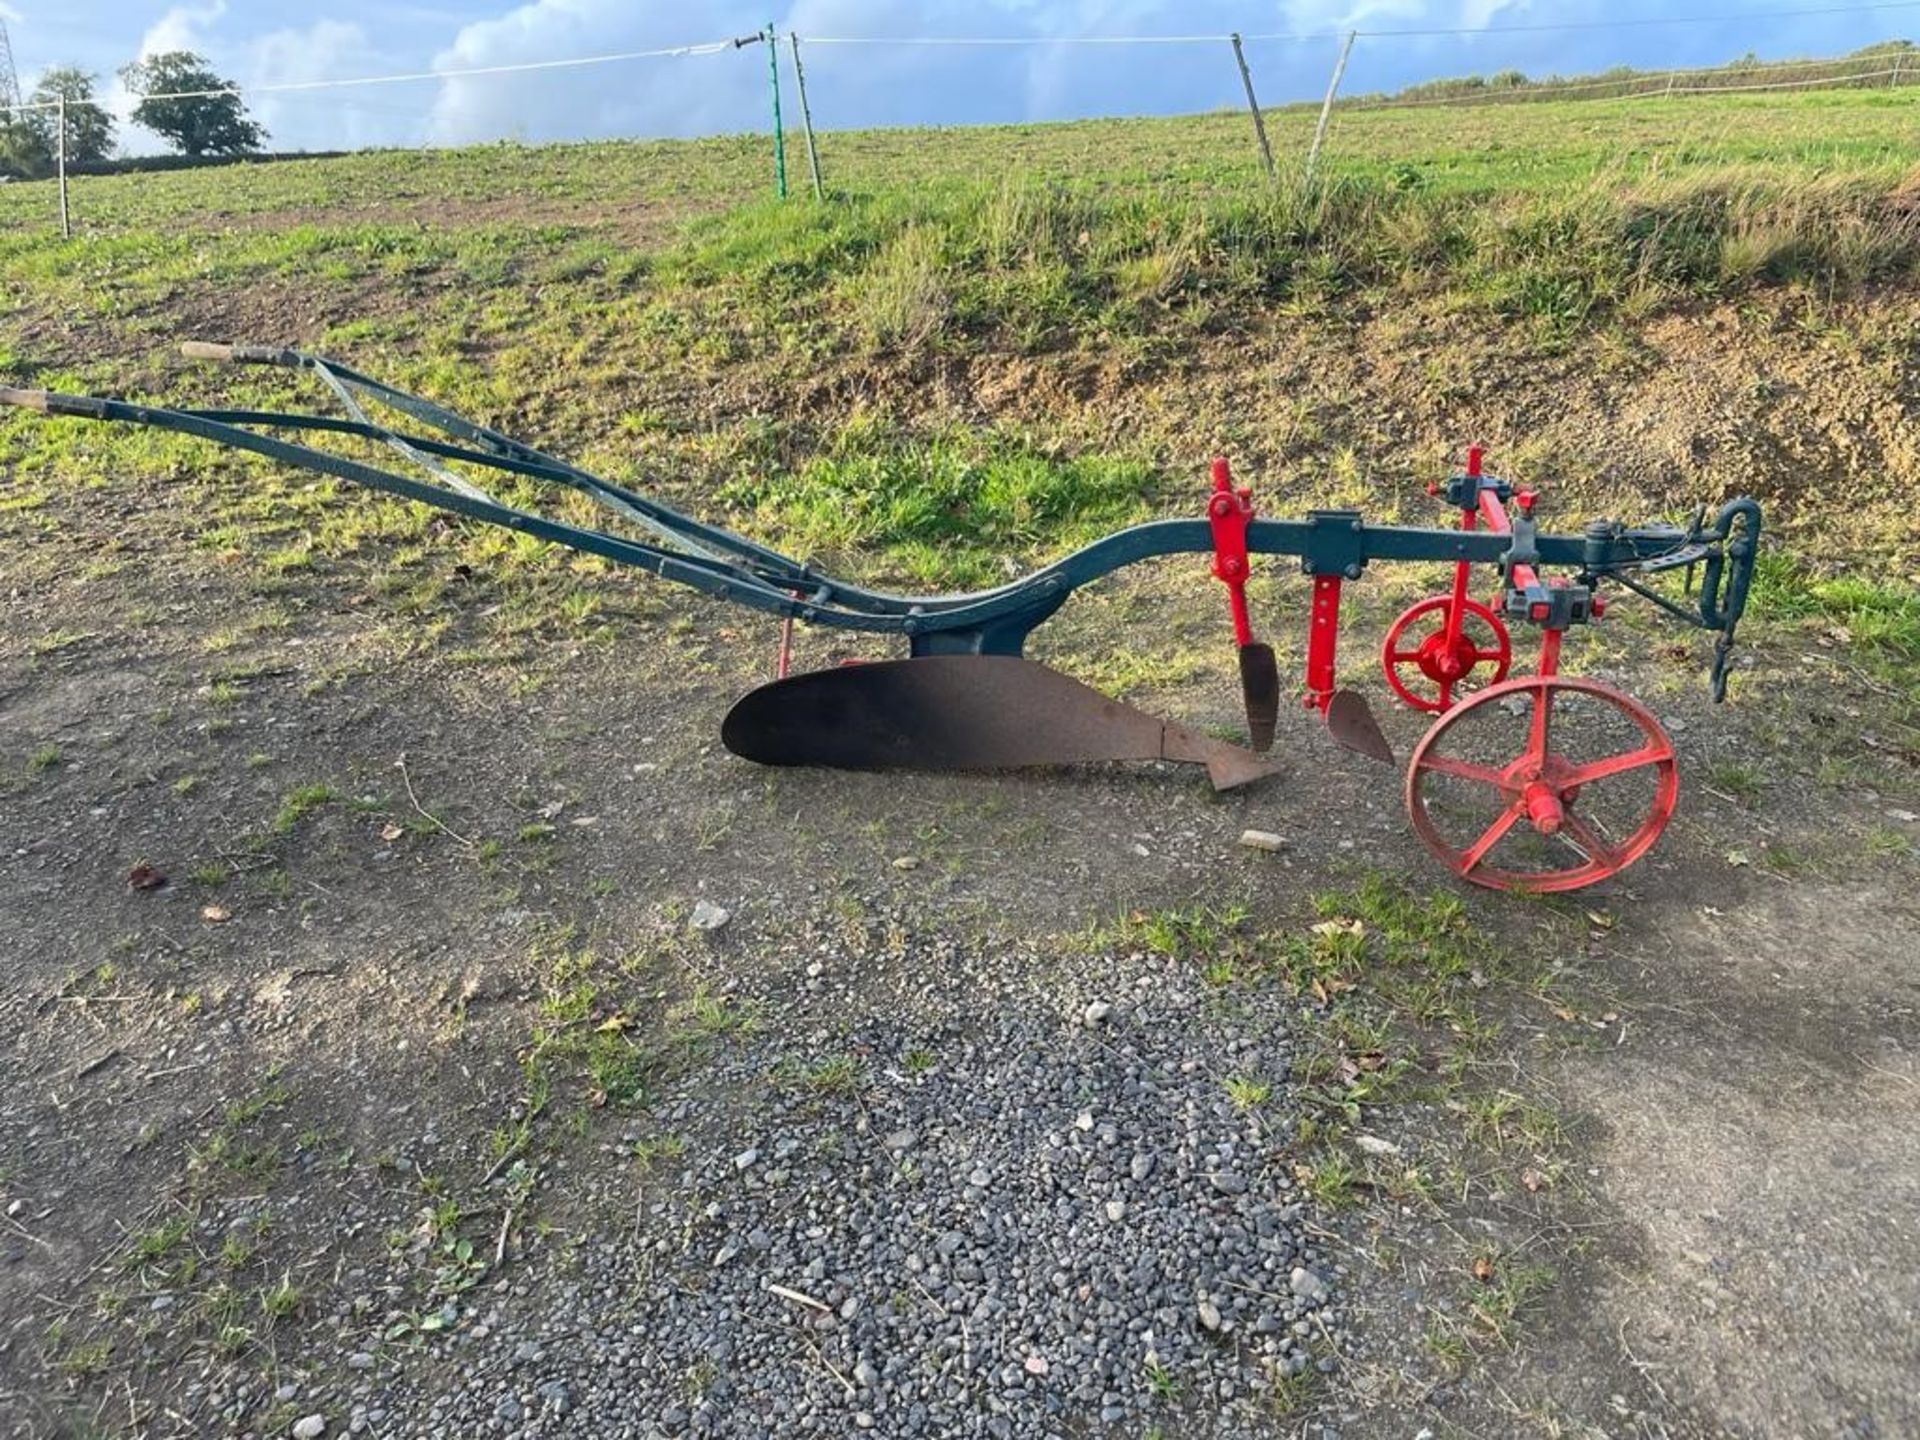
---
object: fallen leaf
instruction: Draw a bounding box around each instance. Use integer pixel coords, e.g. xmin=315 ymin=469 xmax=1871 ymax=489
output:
xmin=1585 ymin=910 xmax=1614 ymax=930
xmin=1311 ymin=918 xmax=1365 ymax=939
xmin=1472 ymin=1255 xmax=1496 ymax=1283
xmin=595 ymin=1014 xmax=632 ymax=1034
xmin=127 ymin=864 xmax=167 ymax=891
xmin=380 ymin=822 xmax=404 ymax=842
xmin=1353 ymin=1051 xmax=1389 ymax=1072
xmin=1521 ymin=1168 xmax=1547 ymax=1193
xmin=201 ymin=904 xmax=230 ymax=923
xmin=1725 ymin=849 xmax=1751 ymax=867
xmin=1023 ymin=1355 xmax=1049 ymax=1376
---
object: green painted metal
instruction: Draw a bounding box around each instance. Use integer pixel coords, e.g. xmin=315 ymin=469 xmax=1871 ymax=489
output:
xmin=766 ymin=22 xmax=787 ymax=200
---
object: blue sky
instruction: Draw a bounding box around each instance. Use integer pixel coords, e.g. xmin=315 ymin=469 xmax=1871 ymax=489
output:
xmin=4 ymin=2 xmax=1912 ymax=152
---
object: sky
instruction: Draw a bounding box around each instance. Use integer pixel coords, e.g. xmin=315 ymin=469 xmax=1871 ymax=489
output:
xmin=2 ymin=1 xmax=1912 ymax=154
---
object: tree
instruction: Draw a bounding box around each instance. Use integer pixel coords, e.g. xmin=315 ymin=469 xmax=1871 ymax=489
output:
xmin=0 ymin=114 xmax=48 ymax=179
xmin=121 ymin=51 xmax=266 ymax=158
xmin=15 ymin=68 xmax=115 ymax=170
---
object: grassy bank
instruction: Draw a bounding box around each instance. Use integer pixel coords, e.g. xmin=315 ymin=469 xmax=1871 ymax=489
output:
xmin=2 ymin=90 xmax=1917 ymax=647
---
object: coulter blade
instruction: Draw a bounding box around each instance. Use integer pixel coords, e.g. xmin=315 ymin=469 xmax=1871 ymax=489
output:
xmin=721 ymin=656 xmax=1281 ymax=792
xmin=1238 ymin=642 xmax=1281 ymax=753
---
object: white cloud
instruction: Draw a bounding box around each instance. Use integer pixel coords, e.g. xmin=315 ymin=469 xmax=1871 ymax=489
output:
xmin=424 ymin=2 xmax=775 ymax=145
xmin=1279 ymin=0 xmax=1531 ymax=35
xmin=138 ymin=0 xmax=229 ymax=60
xmin=245 ymin=20 xmax=393 ymax=152
xmin=418 ymin=0 xmax=1242 ymax=146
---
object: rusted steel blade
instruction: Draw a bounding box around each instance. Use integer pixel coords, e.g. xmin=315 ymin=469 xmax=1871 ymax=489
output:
xmin=1325 ymin=688 xmax=1395 ymax=765
xmin=722 ymin=656 xmax=1281 ymax=792
xmin=1238 ymin=642 xmax=1280 ymax=753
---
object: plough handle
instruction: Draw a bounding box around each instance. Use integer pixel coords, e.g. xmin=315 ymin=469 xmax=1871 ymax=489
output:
xmin=0 ymin=386 xmax=108 ymax=418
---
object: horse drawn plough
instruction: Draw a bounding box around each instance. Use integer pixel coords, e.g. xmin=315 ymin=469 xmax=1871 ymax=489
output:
xmin=2 ymin=345 xmax=1761 ymax=892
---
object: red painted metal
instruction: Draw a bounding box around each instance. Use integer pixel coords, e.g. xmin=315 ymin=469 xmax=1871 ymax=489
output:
xmin=776 ymin=614 xmax=795 ymax=678
xmin=1304 ymin=574 xmax=1342 ymax=714
xmin=1382 ymin=444 xmax=1512 ymax=712
xmin=1535 ymin=621 xmax=1564 ymax=678
xmin=1381 ymin=595 xmax=1512 ymax=712
xmin=1206 ymin=455 xmax=1254 ymax=647
xmin=1404 ymin=675 xmax=1678 ymax=892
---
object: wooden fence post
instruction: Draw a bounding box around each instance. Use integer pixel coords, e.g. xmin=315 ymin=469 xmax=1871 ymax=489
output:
xmin=57 ymin=95 xmax=71 ymax=238
xmin=790 ymin=33 xmax=824 ymax=199
xmin=1306 ymin=31 xmax=1357 ymax=187
xmin=1229 ymin=33 xmax=1275 ymax=179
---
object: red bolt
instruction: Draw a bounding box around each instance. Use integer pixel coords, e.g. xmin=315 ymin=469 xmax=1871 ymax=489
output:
xmin=1515 ymin=489 xmax=1537 ymax=515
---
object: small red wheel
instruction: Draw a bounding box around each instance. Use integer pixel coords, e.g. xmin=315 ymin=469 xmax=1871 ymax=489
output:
xmin=1405 ymin=676 xmax=1678 ymax=893
xmin=1381 ymin=596 xmax=1512 ymax=713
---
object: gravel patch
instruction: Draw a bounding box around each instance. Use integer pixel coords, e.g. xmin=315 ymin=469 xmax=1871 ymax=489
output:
xmin=363 ymin=921 xmax=1352 ymax=1438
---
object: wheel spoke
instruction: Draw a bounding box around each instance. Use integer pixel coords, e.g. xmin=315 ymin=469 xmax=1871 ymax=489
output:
xmin=1525 ymin=681 xmax=1553 ymax=763
xmin=1418 ymin=754 xmax=1507 ymax=789
xmin=1560 ymin=743 xmax=1673 ymax=789
xmin=1388 ymin=649 xmax=1424 ymax=664
xmin=1559 ymin=810 xmax=1619 ymax=871
xmin=1438 ymin=676 xmax=1453 ymax=709
xmin=1458 ymin=802 xmax=1525 ymax=871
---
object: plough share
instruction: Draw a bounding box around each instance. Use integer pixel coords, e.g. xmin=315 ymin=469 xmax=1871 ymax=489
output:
xmin=1 ymin=345 xmax=1762 ymax=893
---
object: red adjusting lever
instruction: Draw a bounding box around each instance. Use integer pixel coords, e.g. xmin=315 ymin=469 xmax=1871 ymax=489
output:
xmin=1207 ymin=456 xmax=1254 ymax=646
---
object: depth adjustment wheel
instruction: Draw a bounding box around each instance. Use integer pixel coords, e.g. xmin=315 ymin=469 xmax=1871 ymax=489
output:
xmin=1404 ymin=675 xmax=1678 ymax=893
xmin=1381 ymin=596 xmax=1512 ymax=713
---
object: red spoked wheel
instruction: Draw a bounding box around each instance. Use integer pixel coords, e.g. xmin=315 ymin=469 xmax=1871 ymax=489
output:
xmin=1405 ymin=675 xmax=1678 ymax=893
xmin=1381 ymin=597 xmax=1511 ymax=713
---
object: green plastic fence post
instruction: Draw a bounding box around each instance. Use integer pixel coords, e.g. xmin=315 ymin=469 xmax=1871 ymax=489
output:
xmin=766 ymin=23 xmax=788 ymax=199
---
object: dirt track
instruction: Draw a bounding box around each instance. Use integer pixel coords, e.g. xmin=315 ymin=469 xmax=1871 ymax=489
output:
xmin=2 ymin=502 xmax=1915 ymax=1437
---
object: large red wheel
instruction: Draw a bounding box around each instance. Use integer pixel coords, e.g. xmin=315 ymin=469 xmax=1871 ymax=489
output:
xmin=1405 ymin=675 xmax=1678 ymax=893
xmin=1381 ymin=597 xmax=1511 ymax=714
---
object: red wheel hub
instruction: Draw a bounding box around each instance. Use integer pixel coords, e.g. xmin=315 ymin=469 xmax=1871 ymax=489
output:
xmin=1404 ymin=675 xmax=1678 ymax=893
xmin=1382 ymin=596 xmax=1512 ymax=713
